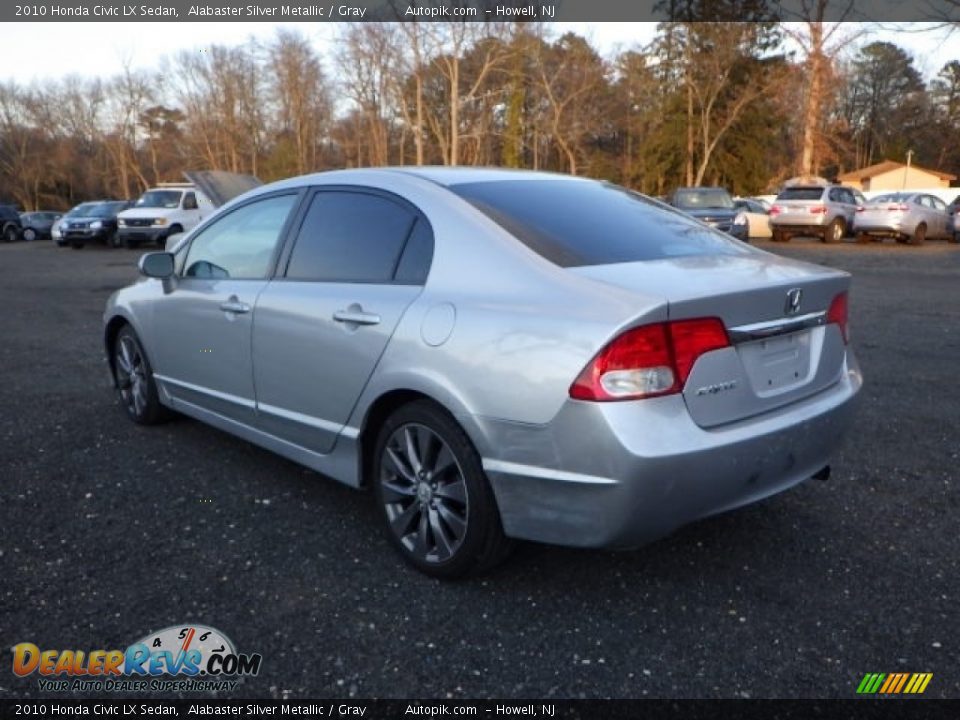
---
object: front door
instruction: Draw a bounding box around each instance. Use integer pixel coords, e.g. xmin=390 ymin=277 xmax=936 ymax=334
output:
xmin=151 ymin=192 xmax=299 ymax=425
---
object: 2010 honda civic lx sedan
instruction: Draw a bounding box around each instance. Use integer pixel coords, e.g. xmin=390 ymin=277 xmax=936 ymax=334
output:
xmin=103 ymin=168 xmax=862 ymax=578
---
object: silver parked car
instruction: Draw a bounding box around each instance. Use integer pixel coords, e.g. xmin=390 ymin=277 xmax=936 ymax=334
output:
xmin=769 ymin=179 xmax=860 ymax=243
xmin=854 ymin=192 xmax=952 ymax=245
xmin=103 ymin=168 xmax=862 ymax=578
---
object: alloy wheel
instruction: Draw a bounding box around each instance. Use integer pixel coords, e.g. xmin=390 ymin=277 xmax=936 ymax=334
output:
xmin=380 ymin=423 xmax=469 ymax=564
xmin=115 ymin=335 xmax=148 ymax=418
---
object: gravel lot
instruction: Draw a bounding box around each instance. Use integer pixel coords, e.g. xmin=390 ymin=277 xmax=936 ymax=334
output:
xmin=2 ymin=238 xmax=958 ymax=699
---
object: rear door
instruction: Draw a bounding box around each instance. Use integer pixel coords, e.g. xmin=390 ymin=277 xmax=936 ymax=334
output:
xmin=926 ymin=195 xmax=949 ymax=237
xmin=837 ymin=188 xmax=859 ymax=228
xmin=251 ymin=188 xmax=433 ymax=454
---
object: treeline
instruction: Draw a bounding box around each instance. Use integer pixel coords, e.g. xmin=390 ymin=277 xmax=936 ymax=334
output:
xmin=1 ymin=22 xmax=959 ymax=210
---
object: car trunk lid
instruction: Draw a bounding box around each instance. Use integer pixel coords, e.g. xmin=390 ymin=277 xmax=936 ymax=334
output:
xmin=570 ymin=253 xmax=850 ymax=427
xmin=183 ymin=170 xmax=262 ymax=208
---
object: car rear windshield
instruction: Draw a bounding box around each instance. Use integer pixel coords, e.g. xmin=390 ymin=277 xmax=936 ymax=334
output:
xmin=672 ymin=188 xmax=734 ymax=210
xmin=447 ymin=179 xmax=747 ymax=268
xmin=776 ymin=187 xmax=826 ymax=201
xmin=868 ymin=193 xmax=910 ymax=204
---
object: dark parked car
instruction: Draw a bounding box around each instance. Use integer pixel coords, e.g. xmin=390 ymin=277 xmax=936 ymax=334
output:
xmin=1 ymin=205 xmax=23 ymax=242
xmin=60 ymin=201 xmax=133 ymax=249
xmin=19 ymin=211 xmax=63 ymax=241
xmin=667 ymin=187 xmax=749 ymax=241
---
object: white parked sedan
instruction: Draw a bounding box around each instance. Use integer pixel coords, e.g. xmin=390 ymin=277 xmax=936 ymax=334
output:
xmin=733 ymin=198 xmax=772 ymax=240
xmin=854 ymin=192 xmax=952 ymax=245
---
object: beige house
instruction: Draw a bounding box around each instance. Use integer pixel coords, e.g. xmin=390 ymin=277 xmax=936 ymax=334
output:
xmin=838 ymin=160 xmax=956 ymax=192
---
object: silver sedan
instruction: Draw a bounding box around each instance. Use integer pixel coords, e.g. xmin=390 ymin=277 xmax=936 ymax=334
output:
xmin=854 ymin=192 xmax=952 ymax=245
xmin=103 ymin=168 xmax=862 ymax=578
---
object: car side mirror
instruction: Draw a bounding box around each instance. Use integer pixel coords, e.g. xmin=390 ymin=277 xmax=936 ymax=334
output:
xmin=139 ymin=252 xmax=175 ymax=279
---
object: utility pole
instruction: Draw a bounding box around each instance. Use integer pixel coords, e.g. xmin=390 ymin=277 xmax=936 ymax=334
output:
xmin=903 ymin=149 xmax=913 ymax=190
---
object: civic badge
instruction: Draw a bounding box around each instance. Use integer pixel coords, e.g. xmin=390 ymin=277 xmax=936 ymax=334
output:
xmin=785 ymin=288 xmax=802 ymax=316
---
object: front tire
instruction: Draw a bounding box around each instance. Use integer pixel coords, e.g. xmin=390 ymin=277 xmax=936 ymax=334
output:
xmin=3 ymin=225 xmax=18 ymax=242
xmin=372 ymin=400 xmax=512 ymax=579
xmin=113 ymin=325 xmax=170 ymax=425
xmin=22 ymin=228 xmax=37 ymax=241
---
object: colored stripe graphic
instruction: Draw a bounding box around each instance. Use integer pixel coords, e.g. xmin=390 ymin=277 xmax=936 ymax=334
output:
xmin=857 ymin=672 xmax=932 ymax=694
xmin=893 ymin=673 xmax=909 ymax=693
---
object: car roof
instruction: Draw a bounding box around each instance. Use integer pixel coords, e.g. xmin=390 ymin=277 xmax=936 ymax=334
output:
xmin=271 ymin=166 xmax=594 ymax=191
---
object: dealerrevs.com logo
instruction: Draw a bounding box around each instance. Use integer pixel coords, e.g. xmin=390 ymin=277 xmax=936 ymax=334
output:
xmin=11 ymin=624 xmax=262 ymax=693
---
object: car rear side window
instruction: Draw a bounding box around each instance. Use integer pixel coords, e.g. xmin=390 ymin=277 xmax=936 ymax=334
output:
xmin=448 ymin=180 xmax=747 ymax=268
xmin=285 ymin=191 xmax=418 ymax=283
xmin=393 ymin=219 xmax=434 ymax=285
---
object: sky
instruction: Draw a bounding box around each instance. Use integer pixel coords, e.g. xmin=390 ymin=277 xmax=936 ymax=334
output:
xmin=0 ymin=22 xmax=957 ymax=86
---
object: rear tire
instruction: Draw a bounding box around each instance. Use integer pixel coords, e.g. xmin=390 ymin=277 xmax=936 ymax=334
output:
xmin=909 ymin=223 xmax=926 ymax=246
xmin=109 ymin=231 xmax=122 ymax=248
xmin=824 ymin=218 xmax=844 ymax=243
xmin=855 ymin=232 xmax=871 ymax=244
xmin=372 ymin=400 xmax=513 ymax=579
xmin=771 ymin=228 xmax=787 ymax=242
xmin=3 ymin=225 xmax=18 ymax=242
xmin=113 ymin=325 xmax=172 ymax=425
xmin=22 ymin=228 xmax=37 ymax=241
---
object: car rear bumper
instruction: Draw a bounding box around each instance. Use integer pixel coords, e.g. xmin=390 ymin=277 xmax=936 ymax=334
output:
xmin=853 ymin=223 xmax=909 ymax=236
xmin=769 ymin=220 xmax=830 ymax=233
xmin=479 ymin=353 xmax=862 ymax=549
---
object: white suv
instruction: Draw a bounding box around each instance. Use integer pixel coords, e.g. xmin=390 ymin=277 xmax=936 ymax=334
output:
xmin=769 ymin=181 xmax=860 ymax=243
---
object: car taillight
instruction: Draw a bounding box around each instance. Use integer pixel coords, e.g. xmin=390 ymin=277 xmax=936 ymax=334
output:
xmin=809 ymin=205 xmax=827 ymax=214
xmin=770 ymin=205 xmax=782 ymax=216
xmin=856 ymin=206 xmax=864 ymax=212
xmin=827 ymin=292 xmax=849 ymax=344
xmin=569 ymin=318 xmax=730 ymax=402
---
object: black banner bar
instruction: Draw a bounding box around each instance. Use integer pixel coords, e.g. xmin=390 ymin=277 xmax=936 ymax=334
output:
xmin=2 ymin=699 xmax=960 ymax=720
xmin=3 ymin=0 xmax=960 ymax=23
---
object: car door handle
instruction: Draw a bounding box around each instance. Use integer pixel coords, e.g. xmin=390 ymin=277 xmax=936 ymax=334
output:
xmin=220 ymin=298 xmax=251 ymax=314
xmin=333 ymin=309 xmax=381 ymax=326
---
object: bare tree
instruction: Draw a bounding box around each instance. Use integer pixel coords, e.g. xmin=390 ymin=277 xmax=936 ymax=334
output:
xmin=535 ymin=33 xmax=609 ymax=176
xmin=782 ymin=2 xmax=863 ymax=176
xmin=270 ymin=29 xmax=332 ymax=174
xmin=422 ymin=21 xmax=513 ymax=165
xmin=336 ymin=23 xmax=400 ymax=166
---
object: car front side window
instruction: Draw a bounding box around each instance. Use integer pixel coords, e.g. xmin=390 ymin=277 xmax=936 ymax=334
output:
xmin=183 ymin=194 xmax=297 ymax=280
